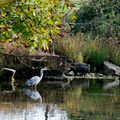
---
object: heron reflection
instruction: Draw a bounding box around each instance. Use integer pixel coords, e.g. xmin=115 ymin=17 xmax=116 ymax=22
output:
xmin=24 ymin=89 xmax=42 ymax=101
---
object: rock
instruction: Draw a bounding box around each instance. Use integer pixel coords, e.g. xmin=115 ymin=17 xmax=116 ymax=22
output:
xmin=103 ymin=61 xmax=120 ymax=76
xmin=70 ymin=62 xmax=90 ymax=75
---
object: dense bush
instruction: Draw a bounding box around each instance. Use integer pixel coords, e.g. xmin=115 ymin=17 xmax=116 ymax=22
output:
xmin=72 ymin=0 xmax=120 ymax=39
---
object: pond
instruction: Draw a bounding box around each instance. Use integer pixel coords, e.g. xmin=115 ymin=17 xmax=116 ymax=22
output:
xmin=0 ymin=79 xmax=120 ymax=120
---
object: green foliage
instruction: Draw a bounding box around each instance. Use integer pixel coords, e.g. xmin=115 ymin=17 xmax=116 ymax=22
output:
xmin=83 ymin=37 xmax=108 ymax=71
xmin=87 ymin=48 xmax=108 ymax=71
xmin=0 ymin=0 xmax=71 ymax=50
xmin=0 ymin=0 xmax=14 ymax=7
xmin=72 ymin=0 xmax=120 ymax=39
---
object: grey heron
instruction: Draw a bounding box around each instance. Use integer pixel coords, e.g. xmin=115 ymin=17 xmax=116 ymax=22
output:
xmin=25 ymin=67 xmax=49 ymax=89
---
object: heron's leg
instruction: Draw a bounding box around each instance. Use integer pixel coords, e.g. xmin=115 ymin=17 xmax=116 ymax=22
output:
xmin=31 ymin=85 xmax=33 ymax=90
xmin=35 ymin=85 xmax=37 ymax=91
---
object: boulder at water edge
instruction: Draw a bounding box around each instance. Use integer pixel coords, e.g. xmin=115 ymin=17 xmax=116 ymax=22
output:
xmin=103 ymin=61 xmax=120 ymax=76
xmin=70 ymin=62 xmax=90 ymax=75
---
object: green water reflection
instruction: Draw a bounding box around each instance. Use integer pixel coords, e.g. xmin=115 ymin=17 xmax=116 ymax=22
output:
xmin=0 ymin=79 xmax=120 ymax=120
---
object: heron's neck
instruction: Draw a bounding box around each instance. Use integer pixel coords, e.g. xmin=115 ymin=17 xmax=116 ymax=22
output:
xmin=12 ymin=73 xmax=15 ymax=77
xmin=11 ymin=72 xmax=15 ymax=82
xmin=40 ymin=69 xmax=44 ymax=77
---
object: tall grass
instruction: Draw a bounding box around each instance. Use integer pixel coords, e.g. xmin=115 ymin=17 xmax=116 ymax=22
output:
xmin=54 ymin=33 xmax=84 ymax=63
xmin=112 ymin=48 xmax=120 ymax=65
xmin=106 ymin=39 xmax=120 ymax=65
xmin=84 ymin=38 xmax=109 ymax=71
xmin=54 ymin=33 xmax=120 ymax=71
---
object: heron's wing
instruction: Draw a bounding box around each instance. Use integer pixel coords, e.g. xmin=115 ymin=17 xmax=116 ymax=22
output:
xmin=25 ymin=76 xmax=40 ymax=86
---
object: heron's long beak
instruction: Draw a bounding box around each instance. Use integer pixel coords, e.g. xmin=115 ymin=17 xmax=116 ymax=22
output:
xmin=44 ymin=67 xmax=50 ymax=70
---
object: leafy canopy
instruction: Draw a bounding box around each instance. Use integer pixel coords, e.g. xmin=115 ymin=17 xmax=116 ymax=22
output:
xmin=0 ymin=0 xmax=71 ymax=50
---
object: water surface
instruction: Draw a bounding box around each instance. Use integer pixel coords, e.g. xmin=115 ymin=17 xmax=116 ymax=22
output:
xmin=0 ymin=79 xmax=120 ymax=120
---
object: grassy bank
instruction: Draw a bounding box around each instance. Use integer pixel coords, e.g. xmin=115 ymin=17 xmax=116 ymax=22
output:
xmin=54 ymin=33 xmax=120 ymax=71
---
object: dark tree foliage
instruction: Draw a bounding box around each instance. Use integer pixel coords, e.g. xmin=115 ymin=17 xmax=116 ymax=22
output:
xmin=72 ymin=0 xmax=120 ymax=39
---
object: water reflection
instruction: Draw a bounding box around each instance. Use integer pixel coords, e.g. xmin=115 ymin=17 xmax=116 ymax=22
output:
xmin=0 ymin=84 xmax=69 ymax=120
xmin=0 ymin=102 xmax=68 ymax=120
xmin=103 ymin=77 xmax=119 ymax=90
xmin=0 ymin=79 xmax=120 ymax=120
xmin=24 ymin=89 xmax=42 ymax=101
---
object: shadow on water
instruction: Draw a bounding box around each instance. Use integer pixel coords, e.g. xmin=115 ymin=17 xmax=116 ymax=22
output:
xmin=0 ymin=78 xmax=120 ymax=120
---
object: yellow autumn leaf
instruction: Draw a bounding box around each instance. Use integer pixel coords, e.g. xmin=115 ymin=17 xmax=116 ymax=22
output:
xmin=49 ymin=39 xmax=52 ymax=42
xmin=5 ymin=39 xmax=11 ymax=42
xmin=41 ymin=27 xmax=45 ymax=32
xmin=0 ymin=25 xmax=5 ymax=28
xmin=71 ymin=15 xmax=77 ymax=20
